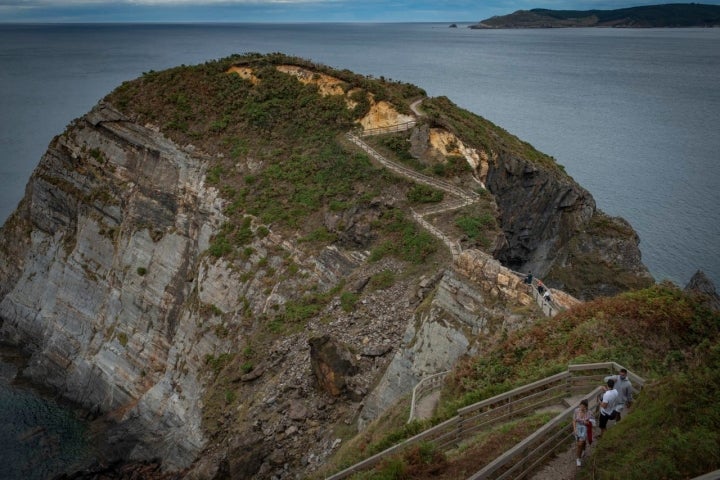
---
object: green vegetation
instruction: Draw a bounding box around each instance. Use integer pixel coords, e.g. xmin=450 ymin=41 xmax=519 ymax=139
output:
xmin=340 ymin=291 xmax=360 ymax=312
xmin=136 ymin=266 xmax=147 ymax=276
xmin=101 ymin=53 xmax=705 ymax=479
xmin=407 ymin=184 xmax=444 ymax=204
xmin=580 ymin=342 xmax=720 ymax=478
xmin=107 ymin=52 xmax=435 ymax=269
xmin=369 ymin=269 xmax=396 ymax=291
xmin=224 ymin=389 xmax=237 ymax=404
xmin=433 ymin=155 xmax=471 ymax=178
xmin=337 ymin=414 xmax=553 ymax=480
xmin=421 ymin=96 xmax=564 ymax=174
xmin=205 ymin=353 xmax=235 ymax=375
xmin=445 ymin=284 xmax=719 ymax=399
xmin=455 ymin=213 xmax=495 ymax=247
xmin=270 ymin=282 xmax=345 ymax=333
xmin=369 ymin=210 xmax=438 ymax=264
xmin=443 ymin=284 xmax=720 ymax=477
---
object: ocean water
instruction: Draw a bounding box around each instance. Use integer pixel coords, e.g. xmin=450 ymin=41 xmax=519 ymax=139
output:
xmin=0 ymin=347 xmax=96 ymax=479
xmin=0 ymin=23 xmax=719 ymax=477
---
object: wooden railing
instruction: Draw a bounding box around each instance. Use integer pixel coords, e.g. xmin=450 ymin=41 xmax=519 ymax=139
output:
xmin=468 ymin=386 xmax=604 ymax=480
xmin=325 ymin=362 xmax=643 ymax=480
xmin=407 ymin=370 xmax=450 ymax=423
xmin=356 ymin=120 xmax=417 ymax=136
xmin=467 ymin=362 xmax=645 ymax=480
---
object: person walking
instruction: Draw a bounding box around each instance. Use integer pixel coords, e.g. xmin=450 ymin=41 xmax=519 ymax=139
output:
xmin=604 ymin=368 xmax=633 ymax=421
xmin=543 ymin=289 xmax=552 ymax=303
xmin=572 ymin=399 xmax=595 ymax=467
xmin=598 ymin=378 xmax=618 ymax=438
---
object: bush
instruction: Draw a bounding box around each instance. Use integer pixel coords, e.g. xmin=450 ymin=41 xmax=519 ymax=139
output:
xmin=340 ymin=292 xmax=360 ymax=312
xmin=370 ymin=270 xmax=396 ymax=290
xmin=455 ymin=214 xmax=494 ymax=240
xmin=407 ymin=184 xmax=444 ymax=203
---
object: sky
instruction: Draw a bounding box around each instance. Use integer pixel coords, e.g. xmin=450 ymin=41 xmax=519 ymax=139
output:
xmin=1 ymin=0 xmax=719 ymax=23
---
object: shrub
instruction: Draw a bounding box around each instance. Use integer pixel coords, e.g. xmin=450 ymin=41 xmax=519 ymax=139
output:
xmin=407 ymin=184 xmax=444 ymax=203
xmin=207 ymin=165 xmax=224 ymax=184
xmin=205 ymin=353 xmax=234 ymax=375
xmin=241 ymin=361 xmax=254 ymax=374
xmin=340 ymin=291 xmax=360 ymax=312
xmin=456 ymin=214 xmax=494 ymax=240
xmin=370 ymin=270 xmax=396 ymax=290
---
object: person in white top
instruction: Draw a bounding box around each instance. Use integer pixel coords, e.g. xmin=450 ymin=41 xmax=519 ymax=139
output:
xmin=598 ymin=378 xmax=618 ymax=438
xmin=604 ymin=368 xmax=633 ymax=421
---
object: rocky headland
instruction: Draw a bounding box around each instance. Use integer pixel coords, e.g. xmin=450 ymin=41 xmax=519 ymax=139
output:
xmin=0 ymin=53 xmax=655 ymax=478
xmin=470 ymin=3 xmax=720 ymax=29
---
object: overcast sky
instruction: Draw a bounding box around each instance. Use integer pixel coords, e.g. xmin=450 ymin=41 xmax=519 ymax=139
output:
xmin=1 ymin=0 xmax=718 ymax=23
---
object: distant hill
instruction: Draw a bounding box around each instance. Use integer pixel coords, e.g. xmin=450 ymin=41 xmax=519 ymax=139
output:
xmin=470 ymin=3 xmax=720 ymax=28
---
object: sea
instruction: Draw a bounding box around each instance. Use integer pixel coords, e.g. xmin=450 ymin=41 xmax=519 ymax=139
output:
xmin=0 ymin=23 xmax=719 ymax=477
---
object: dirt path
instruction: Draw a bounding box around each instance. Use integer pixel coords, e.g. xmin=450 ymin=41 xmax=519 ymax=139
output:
xmin=414 ymin=390 xmax=441 ymax=420
xmin=410 ymin=98 xmax=425 ymax=117
xmin=529 ymin=440 xmax=597 ymax=480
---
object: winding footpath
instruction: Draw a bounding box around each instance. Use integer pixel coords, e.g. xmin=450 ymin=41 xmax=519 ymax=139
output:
xmin=346 ymin=100 xmax=481 ymax=259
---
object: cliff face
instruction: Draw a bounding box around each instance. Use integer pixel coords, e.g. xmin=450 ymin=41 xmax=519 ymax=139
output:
xmin=415 ymin=96 xmax=653 ymax=299
xmin=485 ymin=152 xmax=653 ymax=299
xmin=0 ymin=55 xmax=654 ymax=478
xmin=485 ymin=153 xmax=594 ymax=274
xmin=0 ymin=104 xmax=220 ymax=468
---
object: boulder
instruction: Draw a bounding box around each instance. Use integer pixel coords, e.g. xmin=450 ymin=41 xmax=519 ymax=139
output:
xmin=308 ymin=335 xmax=358 ymax=396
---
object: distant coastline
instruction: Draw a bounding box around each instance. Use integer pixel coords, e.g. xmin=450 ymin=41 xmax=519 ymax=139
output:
xmin=470 ymin=3 xmax=720 ymax=29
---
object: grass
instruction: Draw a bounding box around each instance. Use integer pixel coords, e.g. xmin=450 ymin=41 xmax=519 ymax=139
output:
xmin=440 ymin=284 xmax=720 ymax=478
xmin=369 ymin=269 xmax=396 ymax=291
xmin=369 ymin=210 xmax=438 ymax=264
xmin=580 ymin=340 xmax=720 ymax=479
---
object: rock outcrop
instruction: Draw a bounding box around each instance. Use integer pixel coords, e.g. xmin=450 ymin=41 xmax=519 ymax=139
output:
xmin=309 ymin=335 xmax=358 ymax=397
xmin=685 ymin=270 xmax=720 ymax=312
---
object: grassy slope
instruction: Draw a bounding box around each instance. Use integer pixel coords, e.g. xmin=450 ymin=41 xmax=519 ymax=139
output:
xmin=331 ymin=284 xmax=720 ymax=479
xmin=449 ymin=284 xmax=720 ymax=478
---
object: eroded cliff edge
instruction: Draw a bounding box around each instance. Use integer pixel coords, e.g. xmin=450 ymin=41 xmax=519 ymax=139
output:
xmin=0 ymin=53 xmax=652 ymax=478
